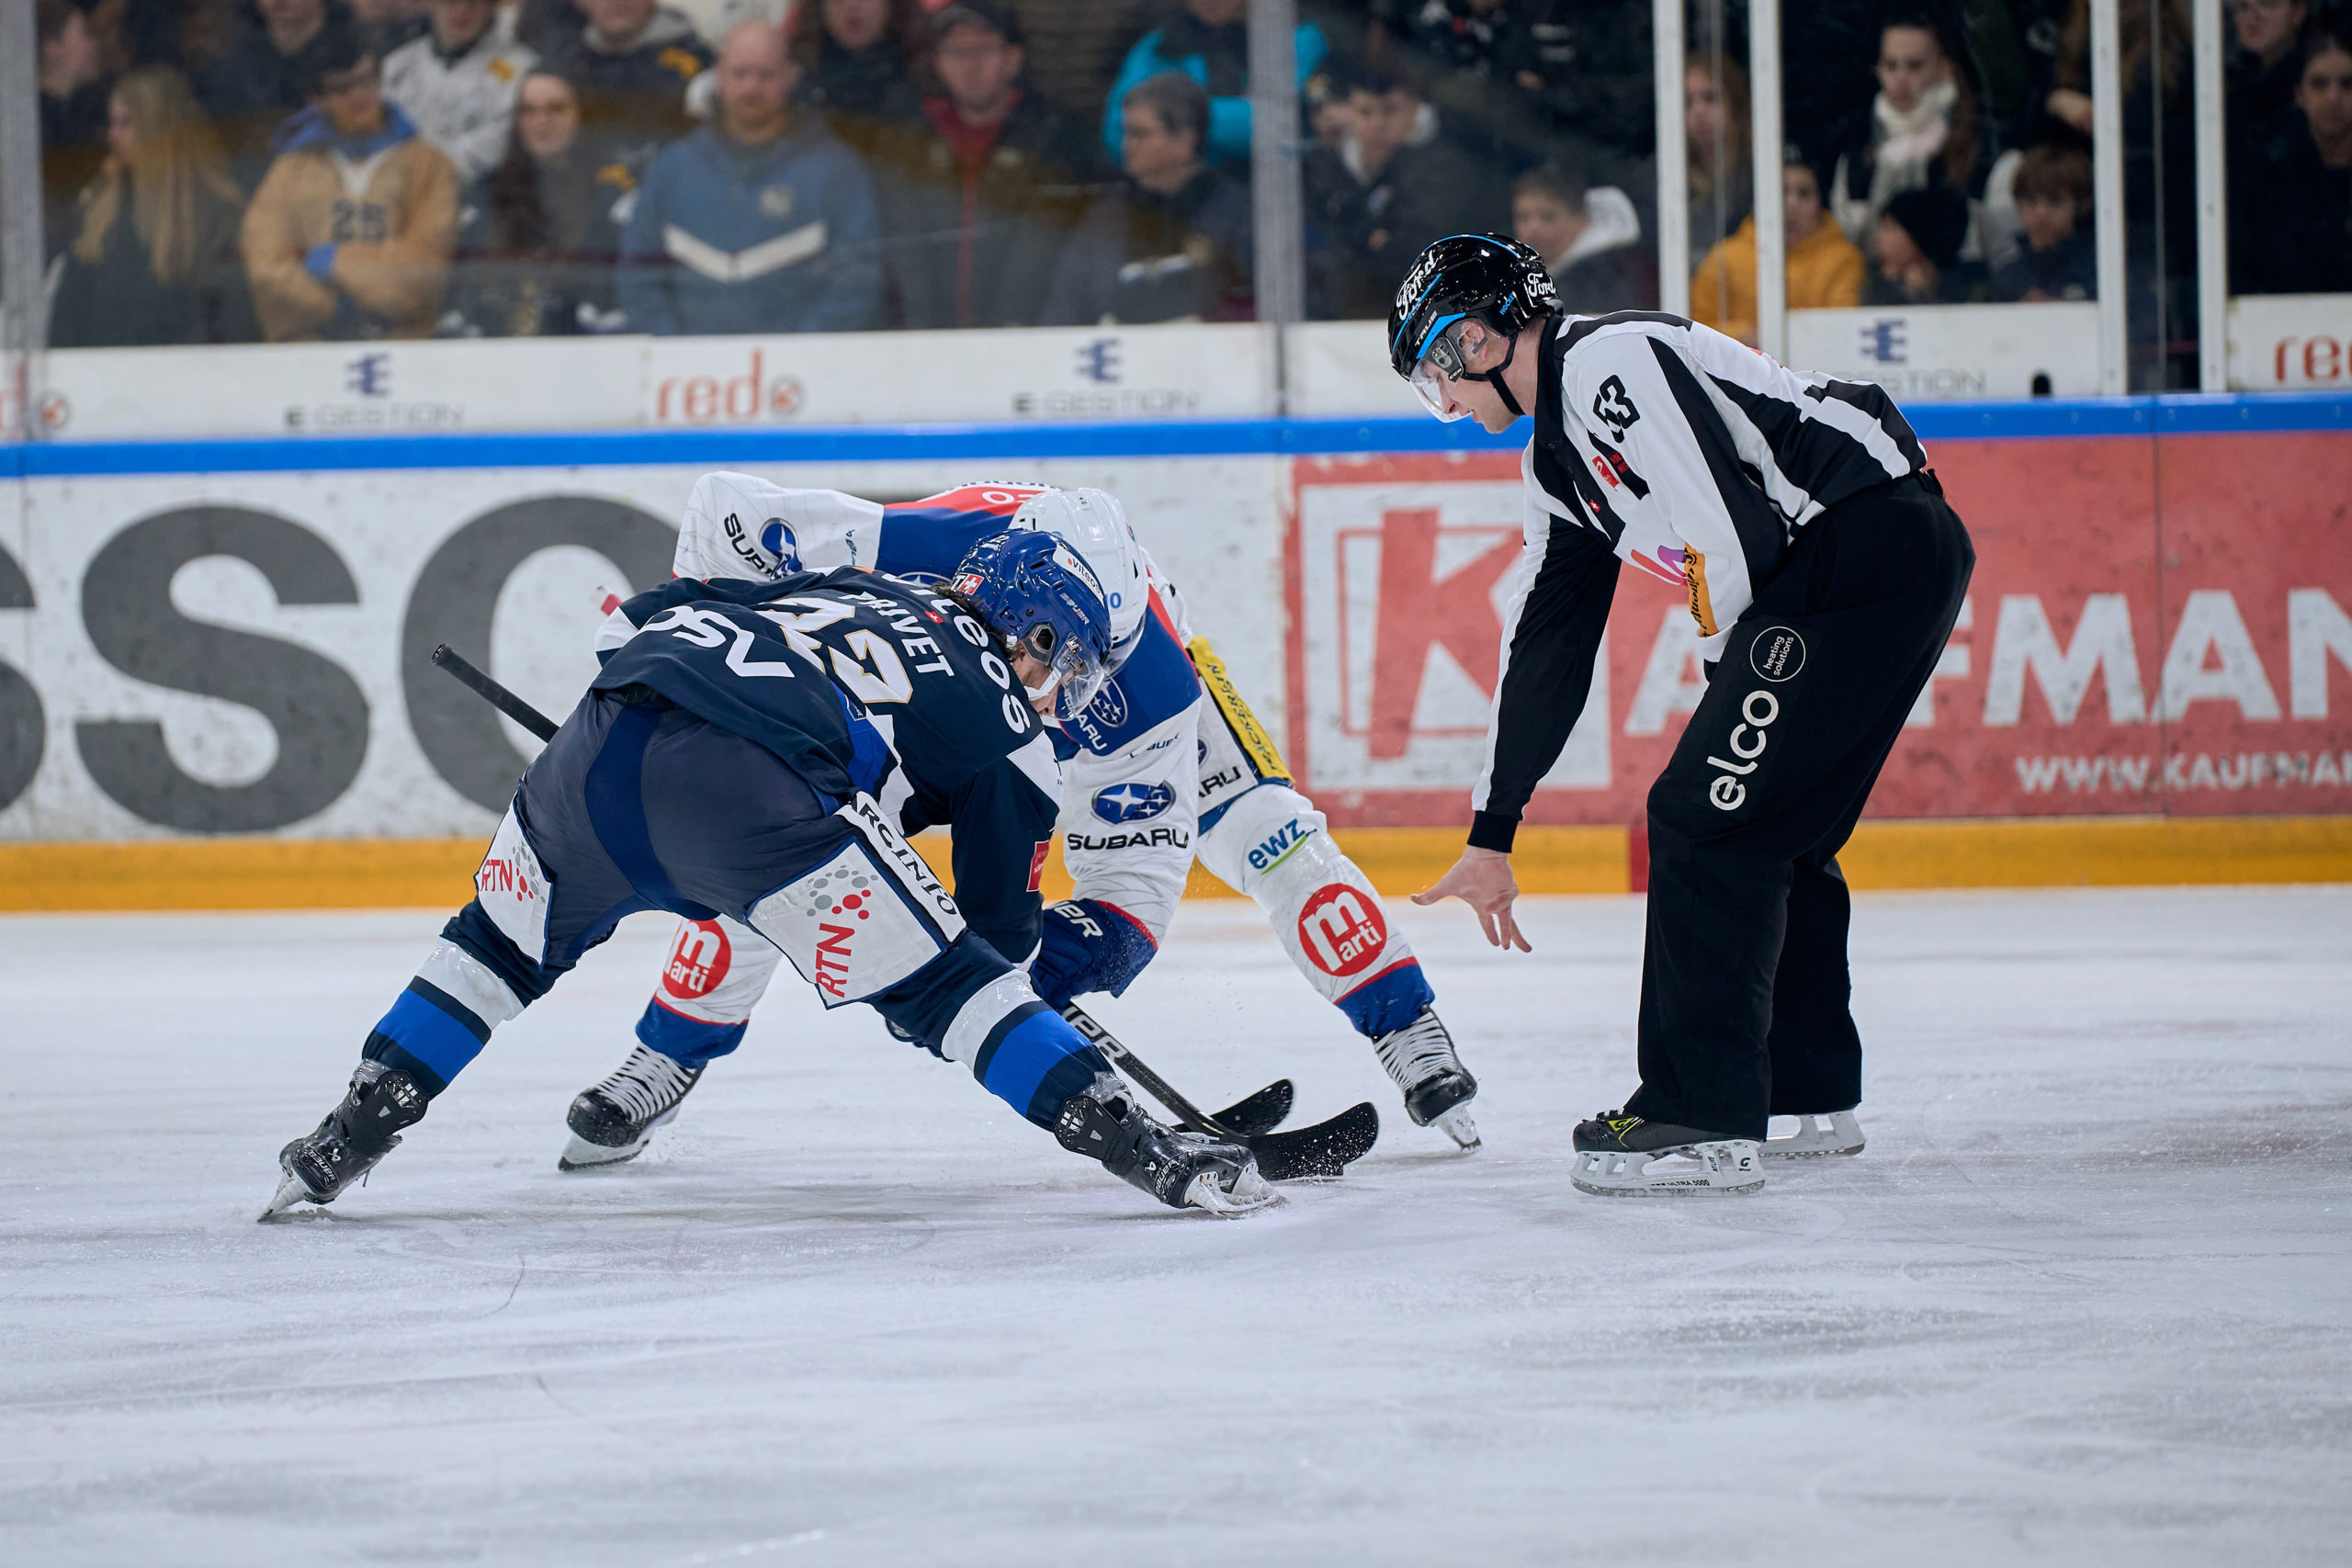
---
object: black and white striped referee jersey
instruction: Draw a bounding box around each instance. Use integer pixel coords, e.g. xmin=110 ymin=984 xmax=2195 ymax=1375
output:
xmin=1468 ymin=311 xmax=1928 ymax=852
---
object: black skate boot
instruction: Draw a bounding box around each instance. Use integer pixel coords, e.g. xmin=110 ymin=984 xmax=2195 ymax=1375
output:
xmin=1054 ymin=1080 xmax=1277 ymax=1216
xmin=260 ymin=1061 xmax=429 ymax=1219
xmin=560 ymin=1044 xmax=705 ymax=1169
xmin=1374 ymin=1007 xmax=1480 ymax=1149
xmin=1570 ymin=1110 xmax=1762 ymax=1196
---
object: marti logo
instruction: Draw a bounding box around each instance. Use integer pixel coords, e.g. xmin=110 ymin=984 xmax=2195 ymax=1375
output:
xmin=663 ymin=919 xmax=732 ymax=999
xmin=1296 ymin=884 xmax=1388 ymax=978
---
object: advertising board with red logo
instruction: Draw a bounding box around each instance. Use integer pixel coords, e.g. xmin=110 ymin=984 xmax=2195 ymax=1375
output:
xmin=1285 ymin=432 xmax=2352 ymax=828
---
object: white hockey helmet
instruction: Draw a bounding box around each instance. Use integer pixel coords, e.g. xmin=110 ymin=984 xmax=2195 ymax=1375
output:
xmin=1008 ymin=488 xmax=1147 ymax=654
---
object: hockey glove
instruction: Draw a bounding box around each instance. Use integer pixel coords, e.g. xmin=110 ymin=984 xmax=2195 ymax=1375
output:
xmin=1028 ymin=899 xmax=1158 ymax=1010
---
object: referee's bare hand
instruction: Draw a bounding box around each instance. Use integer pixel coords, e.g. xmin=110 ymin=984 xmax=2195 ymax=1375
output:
xmin=1412 ymin=847 xmax=1532 ymax=952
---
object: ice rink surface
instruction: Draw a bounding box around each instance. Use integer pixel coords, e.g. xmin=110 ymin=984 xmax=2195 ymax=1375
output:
xmin=3 ymin=886 xmax=2349 ymax=1566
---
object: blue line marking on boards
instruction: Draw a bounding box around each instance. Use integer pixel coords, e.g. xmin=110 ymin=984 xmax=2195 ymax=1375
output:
xmin=4 ymin=394 xmax=2346 ymax=478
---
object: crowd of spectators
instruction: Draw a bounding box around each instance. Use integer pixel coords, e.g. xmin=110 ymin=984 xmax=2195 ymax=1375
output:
xmin=28 ymin=0 xmax=2352 ymax=355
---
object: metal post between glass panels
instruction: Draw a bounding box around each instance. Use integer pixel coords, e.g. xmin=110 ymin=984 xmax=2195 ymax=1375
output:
xmin=1250 ymin=0 xmax=1306 ymax=414
xmin=0 ymin=0 xmax=46 ymax=441
xmin=2090 ymin=0 xmax=2131 ymax=394
xmin=1747 ymin=0 xmax=1786 ymax=364
xmin=2193 ymin=0 xmax=2229 ymax=392
xmin=1654 ymin=0 xmax=1690 ymax=317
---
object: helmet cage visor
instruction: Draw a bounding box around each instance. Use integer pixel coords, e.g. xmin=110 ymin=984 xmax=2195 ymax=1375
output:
xmin=1017 ymin=618 xmax=1111 ymax=721
xmin=1407 ymin=316 xmax=1476 ymax=421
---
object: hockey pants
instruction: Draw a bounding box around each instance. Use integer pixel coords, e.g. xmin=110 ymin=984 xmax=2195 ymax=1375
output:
xmin=358 ymin=691 xmax=1107 ymax=1128
xmin=1629 ymin=470 xmax=1973 ymax=1142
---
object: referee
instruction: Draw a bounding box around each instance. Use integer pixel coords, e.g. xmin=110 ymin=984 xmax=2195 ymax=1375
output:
xmin=1396 ymin=234 xmax=1973 ymax=1196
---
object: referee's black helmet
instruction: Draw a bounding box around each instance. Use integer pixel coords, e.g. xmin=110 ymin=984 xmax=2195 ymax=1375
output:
xmin=1385 ymin=233 xmax=1558 ymax=381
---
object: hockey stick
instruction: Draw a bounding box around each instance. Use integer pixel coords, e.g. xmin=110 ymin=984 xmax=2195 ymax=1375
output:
xmin=431 ymin=644 xmax=559 ymax=742
xmin=1062 ymin=1004 xmax=1378 ymax=1182
xmin=424 ymin=647 xmax=1346 ymax=1166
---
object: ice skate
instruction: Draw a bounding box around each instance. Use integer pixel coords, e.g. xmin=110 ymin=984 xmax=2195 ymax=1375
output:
xmin=1568 ymin=1111 xmax=1762 ymax=1196
xmin=260 ymin=1061 xmax=429 ymax=1220
xmin=560 ymin=1044 xmax=705 ymax=1169
xmin=1762 ymin=1109 xmax=1865 ymax=1160
xmin=1055 ymin=1078 xmax=1278 ymax=1216
xmin=1373 ymin=1007 xmax=1480 ymax=1148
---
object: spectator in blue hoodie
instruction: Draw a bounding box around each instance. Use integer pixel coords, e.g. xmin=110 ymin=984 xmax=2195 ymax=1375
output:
xmin=617 ymin=20 xmax=883 ymax=334
xmin=1102 ymin=0 xmax=1327 ymax=170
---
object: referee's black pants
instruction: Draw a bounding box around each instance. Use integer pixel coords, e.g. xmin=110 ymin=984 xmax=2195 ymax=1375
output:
xmin=1628 ymin=470 xmax=1973 ymax=1141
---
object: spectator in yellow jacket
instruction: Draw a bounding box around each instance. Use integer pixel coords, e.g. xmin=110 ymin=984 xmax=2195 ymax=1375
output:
xmin=1690 ymin=155 xmax=1865 ymax=346
xmin=242 ymin=23 xmax=460 ymax=341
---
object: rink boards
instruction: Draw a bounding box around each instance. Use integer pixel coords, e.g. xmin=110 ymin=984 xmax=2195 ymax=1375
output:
xmin=1 ymin=395 xmax=2348 ymax=905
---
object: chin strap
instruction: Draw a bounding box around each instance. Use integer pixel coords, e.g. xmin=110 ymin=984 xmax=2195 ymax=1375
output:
xmin=1463 ymin=326 xmax=1525 ymax=418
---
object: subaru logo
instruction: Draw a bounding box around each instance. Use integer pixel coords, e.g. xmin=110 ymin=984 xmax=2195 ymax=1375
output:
xmin=1074 ymin=338 xmax=1123 ymax=383
xmin=345 ymin=352 xmax=392 ymax=397
xmin=1092 ymin=781 xmax=1174 ymax=823
xmin=759 ymin=519 xmax=801 ymax=572
xmin=1086 ymin=679 xmax=1128 ymax=728
xmin=1859 ymin=320 xmax=1907 ymax=364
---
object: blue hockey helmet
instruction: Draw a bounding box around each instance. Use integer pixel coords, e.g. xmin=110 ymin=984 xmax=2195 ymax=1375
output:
xmin=948 ymin=530 xmax=1117 ymax=722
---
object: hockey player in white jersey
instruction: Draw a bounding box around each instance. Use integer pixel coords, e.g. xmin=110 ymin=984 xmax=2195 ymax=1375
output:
xmin=560 ymin=478 xmax=1481 ymax=1169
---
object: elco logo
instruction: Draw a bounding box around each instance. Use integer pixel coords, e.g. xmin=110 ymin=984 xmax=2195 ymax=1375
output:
xmin=1296 ymin=883 xmax=1388 ymax=978
xmin=662 ymin=919 xmax=732 ymax=998
xmin=1092 ymin=781 xmax=1174 ymax=823
xmin=1705 ymin=690 xmax=1781 ymax=811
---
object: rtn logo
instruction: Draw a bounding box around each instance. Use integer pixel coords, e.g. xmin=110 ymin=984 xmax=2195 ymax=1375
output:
xmin=1092 ymin=781 xmax=1174 ymax=823
xmin=1247 ymin=819 xmax=1309 ymax=871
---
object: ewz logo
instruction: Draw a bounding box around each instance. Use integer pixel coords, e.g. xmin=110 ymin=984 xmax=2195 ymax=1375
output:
xmin=1092 ymin=780 xmax=1174 ymax=824
xmin=1075 ymin=338 xmax=1123 ymax=383
xmin=1247 ymin=818 xmax=1310 ymax=872
xmin=1860 ymin=320 xmax=1907 ymax=364
xmin=760 ymin=519 xmax=801 ymax=572
xmin=345 ymin=353 xmax=392 ymax=397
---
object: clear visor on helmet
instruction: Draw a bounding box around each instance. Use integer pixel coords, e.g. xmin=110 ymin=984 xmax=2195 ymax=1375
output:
xmin=1406 ymin=320 xmax=1474 ymax=422
xmin=1018 ymin=622 xmax=1110 ymax=722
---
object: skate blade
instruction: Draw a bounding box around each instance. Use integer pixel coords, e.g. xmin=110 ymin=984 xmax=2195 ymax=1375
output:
xmin=558 ymin=1131 xmax=650 ymax=1170
xmin=1430 ymin=1104 xmax=1481 ymax=1150
xmin=256 ymin=1173 xmax=321 ymax=1223
xmin=1569 ymin=1140 xmax=1763 ymax=1197
xmin=1181 ymin=1165 xmax=1283 ymax=1218
xmin=1760 ymin=1111 xmax=1865 ymax=1161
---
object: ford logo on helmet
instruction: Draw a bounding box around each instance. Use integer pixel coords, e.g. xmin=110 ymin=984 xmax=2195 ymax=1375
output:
xmin=1092 ymin=781 xmax=1174 ymax=824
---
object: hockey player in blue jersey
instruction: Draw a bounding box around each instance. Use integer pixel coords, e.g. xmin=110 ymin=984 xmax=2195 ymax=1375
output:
xmin=263 ymin=534 xmax=1275 ymax=1218
xmin=558 ymin=478 xmax=1483 ymax=1171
